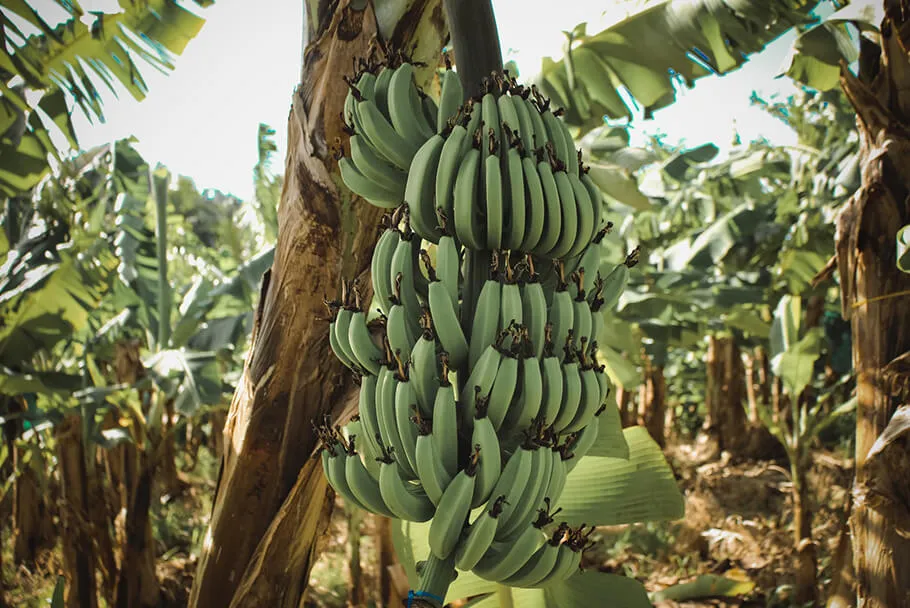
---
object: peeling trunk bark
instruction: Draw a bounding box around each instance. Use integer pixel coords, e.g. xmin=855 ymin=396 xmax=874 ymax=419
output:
xmin=376 ymin=515 xmax=395 ymax=607
xmin=835 ymin=6 xmax=910 ymax=605
xmin=792 ymin=459 xmax=818 ymax=605
xmin=616 ymin=386 xmax=633 ymax=428
xmin=189 ymin=3 xmax=447 ymax=606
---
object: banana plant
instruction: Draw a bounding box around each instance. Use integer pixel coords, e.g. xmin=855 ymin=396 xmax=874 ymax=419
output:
xmin=0 ymin=0 xmax=216 ymax=196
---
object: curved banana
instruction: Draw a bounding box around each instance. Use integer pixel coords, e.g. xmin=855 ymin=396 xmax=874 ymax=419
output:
xmin=548 ymin=283 xmax=575 ymax=363
xmin=339 ymin=157 xmax=401 ymax=208
xmin=357 ymin=374 xmax=383 ymax=457
xmin=462 ymin=343 xmax=503 ymax=427
xmin=344 ymin=442 xmax=397 ymax=517
xmin=534 ymin=155 xmax=562 ymax=256
xmin=547 ymin=169 xmax=579 ymax=259
xmin=474 ymin=524 xmax=547 ymax=582
xmin=428 ymin=279 xmax=469 ymax=369
xmin=504 ymin=354 xmax=543 ymax=433
xmin=511 ymin=90 xmax=537 ymax=154
xmin=499 ymin=278 xmax=523 ymax=349
xmin=394 ymin=376 xmax=421 ymax=474
xmin=433 ymin=374 xmax=460 ymax=477
xmin=332 ymin=306 xmax=360 ymax=369
xmin=487 ymin=443 xmax=533 ymax=527
xmin=376 ymin=364 xmax=415 ymax=479
xmin=322 ymin=444 xmax=368 ymax=511
xmin=571 ymin=295 xmax=592 ymax=352
xmin=349 ymin=134 xmax=408 ymax=195
xmin=409 ymin=323 xmax=439 ymax=417
xmin=404 ymin=134 xmax=445 ymax=242
xmin=453 ymin=145 xmax=485 ymax=250
xmin=471 ymin=405 xmax=502 ymax=508
xmin=435 ymin=222 xmax=460 ymax=308
xmin=415 ymin=430 xmax=452 ymax=505
xmin=455 ymin=495 xmax=506 ymax=571
xmin=468 ymin=278 xmax=502 ymax=370
xmin=484 ymin=148 xmax=503 ymax=250
xmin=552 ymin=356 xmax=582 ymax=434
xmin=371 ymin=227 xmax=401 ymax=315
xmin=480 ymin=93 xmax=500 ymax=155
xmin=566 ymin=172 xmax=595 ymax=258
xmin=564 ymin=416 xmax=599 ymax=473
xmin=563 ymin=360 xmax=601 ymax=434
xmin=378 ymin=454 xmax=435 ymax=522
xmin=373 ymin=66 xmax=393 ymax=119
xmin=529 ymin=540 xmax=581 ymax=588
xmin=487 ymin=351 xmax=518 ymax=431
xmin=501 ymin=532 xmax=562 ymax=587
xmin=519 ymin=154 xmax=546 ymax=253
xmin=329 ymin=318 xmax=357 ymax=371
xmin=520 ymin=261 xmax=548 ymax=359
xmin=356 ymin=99 xmax=419 ymax=170
xmin=437 ymin=67 xmax=465 ymax=133
xmin=503 ymin=141 xmax=526 ymax=251
xmin=386 ymin=301 xmax=417 ymax=364
xmin=498 ymin=445 xmax=547 ymax=538
xmin=390 ymin=236 xmax=423 ymax=328
xmin=388 ymin=63 xmax=434 ymax=146
xmin=540 ymin=350 xmax=564 ymax=427
xmin=429 ymin=453 xmax=479 ymax=559
xmin=436 ymin=126 xmax=469 ymax=227
xmin=348 ymin=311 xmax=383 ymax=375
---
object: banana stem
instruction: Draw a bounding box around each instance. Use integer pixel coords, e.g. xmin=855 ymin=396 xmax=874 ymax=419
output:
xmin=411 ymin=553 xmax=457 ymax=608
xmin=443 ymin=0 xmax=503 ymax=99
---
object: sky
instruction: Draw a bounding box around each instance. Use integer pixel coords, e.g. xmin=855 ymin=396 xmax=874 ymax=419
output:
xmin=69 ymin=0 xmax=821 ymax=201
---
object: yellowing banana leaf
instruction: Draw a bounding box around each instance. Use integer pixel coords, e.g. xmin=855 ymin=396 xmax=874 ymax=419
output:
xmin=650 ymin=573 xmax=755 ymax=601
xmin=537 ymin=0 xmax=819 ymax=134
xmin=556 ymin=426 xmax=684 ymax=526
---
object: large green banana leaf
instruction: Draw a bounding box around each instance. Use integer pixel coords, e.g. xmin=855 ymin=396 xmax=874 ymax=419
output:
xmin=536 ymin=0 xmax=823 ymax=134
xmin=0 ymin=1 xmax=214 ymax=195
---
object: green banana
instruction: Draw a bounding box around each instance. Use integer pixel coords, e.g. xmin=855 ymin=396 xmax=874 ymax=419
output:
xmin=328 ymin=314 xmax=357 ymax=371
xmin=548 ymin=272 xmax=575 ymax=362
xmin=428 ymin=278 xmax=469 ymax=369
xmin=429 ymin=450 xmax=479 ymax=559
xmin=378 ymin=451 xmax=435 ymax=522
xmin=566 ymin=172 xmax=595 ymax=258
xmin=388 ymin=63 xmax=434 ymax=146
xmin=404 ymin=134 xmax=445 ymax=242
xmin=540 ymin=347 xmax=564 ymax=427
xmin=436 ymin=127 xmax=469 ymax=228
xmin=344 ymin=438 xmax=397 ymax=517
xmin=500 ymin=525 xmax=567 ymax=587
xmin=563 ymin=351 xmax=601 ymax=434
xmin=321 ymin=440 xmax=368 ymax=511
xmin=484 ymin=143 xmax=503 ymax=250
xmin=356 ymin=99 xmax=419 ymax=170
xmin=503 ymin=138 xmax=526 ymax=251
xmin=373 ymin=66 xmax=393 ymax=118
xmin=371 ymin=226 xmax=401 ymax=315
xmin=437 ymin=65 xmax=464 ymax=133
xmin=486 ymin=347 xmax=518 ymax=431
xmin=390 ymin=234 xmax=423 ymax=328
xmin=519 ymin=154 xmax=546 ymax=252
xmin=468 ymin=276 xmax=502 ymax=370
xmin=571 ymin=291 xmax=592 ymax=352
xmin=453 ymin=144 xmax=485 ymax=250
xmin=357 ymin=374 xmax=383 ymax=457
xmin=332 ymin=304 xmax=360 ymax=370
xmin=376 ymin=363 xmax=415 ymax=479
xmin=349 ymin=134 xmax=408 ymax=195
xmin=394 ymin=373 xmax=421 ymax=474
xmin=435 ymin=215 xmax=460 ymax=307
xmin=552 ymin=353 xmax=582 ymax=434
xmin=422 ymin=93 xmax=438 ymax=132
xmin=474 ymin=523 xmax=547 ymax=582
xmin=409 ymin=312 xmax=439 ymax=417
xmin=348 ymin=310 xmax=383 ymax=375
xmin=471 ymin=399 xmax=502 ymax=507
xmin=547 ymin=168 xmax=579 ymax=259
xmin=564 ymin=413 xmax=600 ymax=473
xmin=503 ymin=348 xmax=543 ymax=433
xmin=480 ymin=92 xmax=500 ymax=155
xmin=487 ymin=442 xmax=533 ymax=527
xmin=415 ymin=429 xmax=452 ymax=505
xmin=339 ymin=157 xmax=401 ymax=208
xmin=520 ymin=257 xmax=548 ymax=359
xmin=386 ymin=299 xmax=417 ymax=364
xmin=511 ymin=89 xmax=536 ymax=154
xmin=534 ymin=153 xmax=562 ymax=256
xmin=433 ymin=369 xmax=460 ymax=477
xmin=455 ymin=495 xmax=507 ymax=571
xmin=462 ymin=340 xmax=504 ymax=428
xmin=498 ymin=444 xmax=547 ymax=538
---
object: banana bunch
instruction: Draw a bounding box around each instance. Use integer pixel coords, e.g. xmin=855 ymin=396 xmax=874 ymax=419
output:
xmin=324 ymin=57 xmax=636 ymax=599
xmin=339 ymin=61 xmax=607 ymax=258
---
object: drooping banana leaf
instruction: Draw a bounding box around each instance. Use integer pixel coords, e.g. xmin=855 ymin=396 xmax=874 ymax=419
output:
xmin=536 ymin=0 xmax=822 ymax=134
xmin=556 ymin=426 xmax=685 ymax=526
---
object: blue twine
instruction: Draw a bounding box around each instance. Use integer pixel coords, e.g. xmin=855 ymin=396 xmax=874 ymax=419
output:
xmin=407 ymin=590 xmax=445 ymax=607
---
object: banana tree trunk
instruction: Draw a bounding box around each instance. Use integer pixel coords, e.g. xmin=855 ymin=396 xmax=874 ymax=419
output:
xmin=12 ymin=442 xmax=55 ymax=565
xmin=704 ymin=335 xmax=749 ymax=456
xmin=57 ymin=415 xmax=99 ymax=608
xmin=638 ymin=359 xmax=667 ymax=447
xmin=835 ymin=5 xmax=910 ymax=605
xmin=188 ymin=3 xmax=447 ymax=606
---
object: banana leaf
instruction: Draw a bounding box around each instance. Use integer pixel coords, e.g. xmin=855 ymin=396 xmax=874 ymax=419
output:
xmin=556 ymin=426 xmax=684 ymax=526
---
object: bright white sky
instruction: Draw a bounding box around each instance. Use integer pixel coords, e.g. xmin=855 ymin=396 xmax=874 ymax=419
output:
xmin=72 ymin=0 xmax=812 ymax=201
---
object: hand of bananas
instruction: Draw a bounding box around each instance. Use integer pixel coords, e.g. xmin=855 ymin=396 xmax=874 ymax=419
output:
xmin=322 ymin=56 xmax=635 ymax=601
